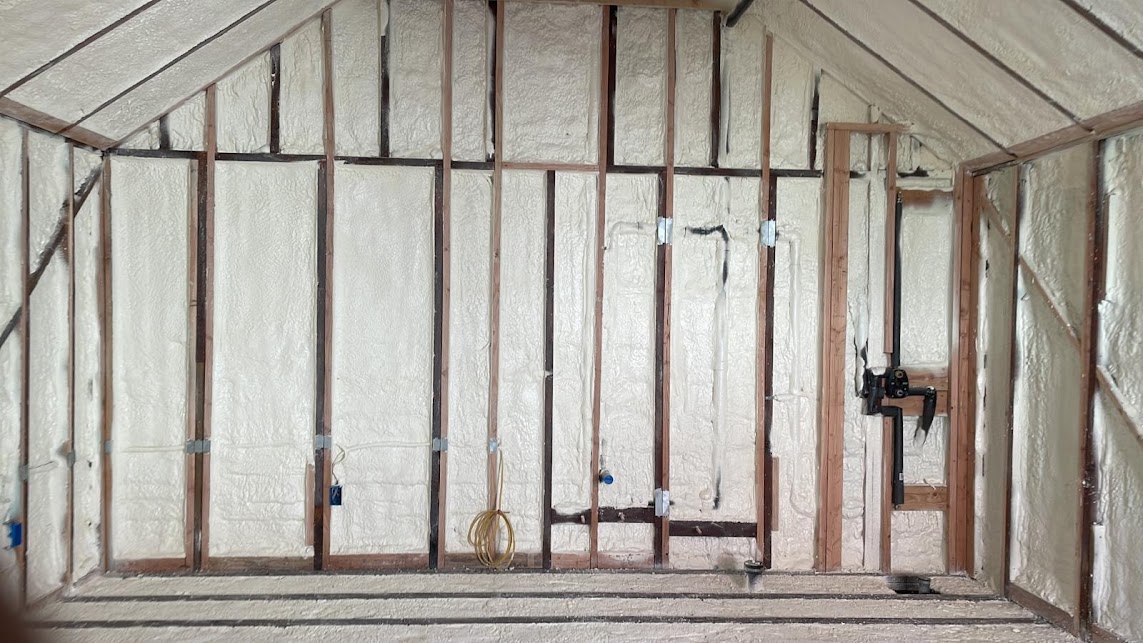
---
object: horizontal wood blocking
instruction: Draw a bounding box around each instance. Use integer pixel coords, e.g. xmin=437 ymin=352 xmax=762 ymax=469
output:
xmin=895 ymin=485 xmax=948 ymax=512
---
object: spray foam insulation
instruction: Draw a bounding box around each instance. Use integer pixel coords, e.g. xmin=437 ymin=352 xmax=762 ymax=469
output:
xmin=973 ymin=168 xmax=1017 ymax=591
xmin=598 ymin=173 xmax=656 ymax=518
xmin=82 ymin=0 xmax=340 ymax=143
xmin=1009 ymin=267 xmax=1081 ymax=614
xmin=768 ymin=40 xmax=814 ymax=170
xmin=674 ymin=10 xmax=712 ymax=167
xmin=612 ymin=8 xmax=666 ymax=167
xmin=840 ymin=178 xmax=871 ymax=569
xmin=210 ymin=161 xmax=316 ymax=558
xmin=72 ymin=164 xmax=104 ymax=582
xmin=815 ymin=76 xmax=871 ymax=172
xmin=26 ymin=133 xmax=71 ymax=602
xmin=280 ymin=20 xmax=325 ymax=155
xmin=108 ymin=157 xmax=190 ymax=561
xmin=503 ymin=3 xmax=599 ymax=165
xmin=330 ymin=165 xmax=433 ymax=555
xmin=769 ymin=177 xmax=821 ymax=570
xmin=6 ymin=0 xmax=271 ymax=125
xmin=445 ymin=170 xmax=492 ymax=552
xmin=168 ymin=92 xmax=206 ymax=152
xmin=332 ymin=0 xmax=381 ymax=157
xmin=1092 ymin=392 xmax=1143 ymax=641
xmin=718 ymin=8 xmax=764 ymax=169
xmin=389 ymin=0 xmax=443 ymax=158
xmin=0 ymin=120 xmax=22 ymax=596
xmin=899 ymin=191 xmax=952 ymax=366
xmin=121 ymin=121 xmax=162 ymax=151
xmin=217 ymin=52 xmax=272 ymax=154
xmin=1092 ymin=130 xmax=1143 ymax=640
xmin=451 ymin=0 xmax=492 ymax=162
xmin=1100 ymin=131 xmax=1143 ymax=413
xmin=551 ymin=172 xmax=596 ymax=555
xmin=669 ymin=176 xmax=758 ymax=524
xmin=1020 ymin=145 xmax=1091 ymax=331
xmin=497 ymin=171 xmax=547 ymax=552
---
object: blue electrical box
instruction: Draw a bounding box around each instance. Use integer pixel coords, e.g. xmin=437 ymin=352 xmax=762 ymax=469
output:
xmin=329 ymin=485 xmax=343 ymax=506
xmin=6 ymin=522 xmax=22 ymax=549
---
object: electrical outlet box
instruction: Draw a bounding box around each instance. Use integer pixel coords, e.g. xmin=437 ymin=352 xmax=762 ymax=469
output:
xmin=329 ymin=485 xmax=343 ymax=506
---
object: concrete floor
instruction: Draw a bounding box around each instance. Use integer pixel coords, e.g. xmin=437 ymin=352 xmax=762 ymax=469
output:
xmin=29 ymin=572 xmax=1076 ymax=642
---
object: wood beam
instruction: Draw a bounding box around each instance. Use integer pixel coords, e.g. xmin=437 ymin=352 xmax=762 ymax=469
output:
xmin=505 ymin=0 xmax=735 ymax=10
xmin=1000 ymin=165 xmax=1023 ymax=594
xmin=948 ymin=166 xmax=979 ymax=574
xmin=429 ymin=0 xmax=453 ymax=572
xmin=755 ymin=31 xmax=773 ymax=565
xmin=98 ymin=153 xmax=113 ymax=574
xmin=1075 ymin=139 xmax=1103 ymax=638
xmin=195 ymin=85 xmax=217 ymax=572
xmin=653 ymin=5 xmax=674 ymax=569
xmin=895 ymin=485 xmax=948 ymax=512
xmin=816 ymin=128 xmax=849 ymax=571
xmin=486 ymin=0 xmax=506 ymax=553
xmin=588 ymin=2 xmax=612 ymax=570
xmin=17 ymin=127 xmax=30 ymax=605
xmin=0 ymin=98 xmax=113 ymax=149
xmin=64 ymin=145 xmax=77 ymax=586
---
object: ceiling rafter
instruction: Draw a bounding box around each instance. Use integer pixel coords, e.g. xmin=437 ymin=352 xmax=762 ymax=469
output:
xmin=0 ymin=0 xmax=167 ymax=99
xmin=794 ymin=0 xmax=1010 ymax=153
xmin=905 ymin=0 xmax=1087 ymax=129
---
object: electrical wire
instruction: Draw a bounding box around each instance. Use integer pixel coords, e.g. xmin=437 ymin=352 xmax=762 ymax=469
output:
xmin=331 ymin=445 xmax=347 ymax=486
xmin=467 ymin=450 xmax=515 ymax=569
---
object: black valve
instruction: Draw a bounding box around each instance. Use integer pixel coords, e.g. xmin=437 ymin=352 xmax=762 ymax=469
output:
xmin=860 ymin=367 xmax=938 ymax=507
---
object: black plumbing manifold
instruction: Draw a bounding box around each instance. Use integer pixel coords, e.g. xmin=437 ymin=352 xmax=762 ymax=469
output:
xmin=860 ymin=367 xmax=937 ymax=508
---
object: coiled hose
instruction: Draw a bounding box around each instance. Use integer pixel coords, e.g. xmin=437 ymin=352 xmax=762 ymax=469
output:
xmin=467 ymin=450 xmax=515 ymax=568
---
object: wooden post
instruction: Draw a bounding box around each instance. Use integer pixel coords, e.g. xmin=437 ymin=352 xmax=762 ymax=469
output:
xmin=195 ymin=85 xmax=217 ymax=572
xmin=588 ymin=4 xmax=612 ymax=568
xmin=313 ymin=8 xmax=336 ymax=571
xmin=1075 ymin=139 xmax=1104 ymax=637
xmin=98 ymin=151 xmax=113 ymax=574
xmin=754 ymin=31 xmax=773 ymax=562
xmin=1001 ymin=166 xmax=1023 ymax=593
xmin=816 ymin=128 xmax=849 ymax=571
xmin=430 ymin=0 xmax=454 ymax=571
xmin=65 ymin=144 xmax=77 ymax=585
xmin=17 ymin=127 xmax=30 ymax=603
xmin=541 ymin=169 xmax=555 ymax=569
xmin=486 ymin=0 xmax=506 ymax=545
xmin=947 ymin=165 xmax=979 ymax=574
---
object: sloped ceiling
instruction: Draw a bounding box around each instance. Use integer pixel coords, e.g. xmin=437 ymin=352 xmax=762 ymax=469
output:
xmin=0 ymin=0 xmax=1140 ymax=162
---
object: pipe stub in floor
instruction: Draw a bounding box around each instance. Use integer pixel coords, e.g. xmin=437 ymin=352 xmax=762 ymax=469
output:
xmin=885 ymin=575 xmax=935 ymax=595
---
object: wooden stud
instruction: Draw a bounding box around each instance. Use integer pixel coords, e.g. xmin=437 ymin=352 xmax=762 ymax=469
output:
xmin=195 ymin=85 xmax=217 ymax=572
xmin=183 ymin=153 xmax=199 ymax=572
xmin=65 ymin=144 xmax=77 ymax=585
xmin=313 ymin=8 xmax=336 ymax=571
xmin=1017 ymin=255 xmax=1081 ymax=350
xmin=17 ymin=126 xmax=30 ymax=604
xmin=269 ymin=43 xmax=282 ymax=155
xmin=880 ymin=133 xmax=899 ymax=573
xmin=1075 ymin=139 xmax=1103 ymax=638
xmin=430 ymin=0 xmax=454 ymax=572
xmin=541 ymin=170 xmax=555 ymax=569
xmin=98 ymin=152 xmax=113 ymax=574
xmin=710 ymin=12 xmax=721 ymax=167
xmin=588 ymin=4 xmax=612 ymax=568
xmin=487 ymin=0 xmax=506 ymax=542
xmin=947 ymin=167 xmax=979 ymax=574
xmin=379 ymin=0 xmax=391 ymax=157
xmin=653 ymin=7 xmax=678 ymax=570
xmin=501 ymin=162 xmax=597 ymax=172
xmin=1001 ymin=165 xmax=1023 ymax=594
xmin=896 ymin=485 xmax=949 ymax=512
xmin=815 ymin=129 xmax=849 ymax=571
xmin=755 ymin=31 xmax=773 ymax=563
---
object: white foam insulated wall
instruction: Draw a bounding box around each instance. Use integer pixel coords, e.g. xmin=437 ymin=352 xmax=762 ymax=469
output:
xmin=550 ymin=172 xmax=596 ymax=555
xmin=1008 ymin=145 xmax=1091 ymax=615
xmin=210 ymin=161 xmax=316 ymax=558
xmin=669 ymin=175 xmax=758 ymax=567
xmin=390 ymin=0 xmax=443 ymax=158
xmin=770 ymin=177 xmax=821 ymax=570
xmin=332 ymin=0 xmax=381 ymax=157
xmin=445 ymin=170 xmax=492 ymax=552
xmin=612 ymin=8 xmax=666 ymax=167
xmin=598 ymin=173 xmax=657 ymax=561
xmin=280 ymin=20 xmax=325 ymax=155
xmin=72 ymin=148 xmax=104 ymax=581
xmin=26 ymin=132 xmax=72 ymax=601
xmin=330 ymin=165 xmax=433 ymax=555
xmin=451 ymin=0 xmax=491 ymax=162
xmin=0 ymin=119 xmax=23 ymax=598
xmin=110 ymin=157 xmax=190 ymax=562
xmin=503 ymin=3 xmax=599 ymax=164
xmin=1092 ymin=129 xmax=1143 ymax=640
xmin=973 ymin=168 xmax=1017 ymax=592
xmin=497 ymin=171 xmax=546 ymax=553
xmin=217 ymin=53 xmax=272 ymax=154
